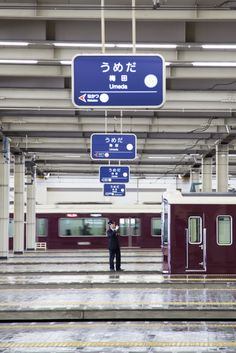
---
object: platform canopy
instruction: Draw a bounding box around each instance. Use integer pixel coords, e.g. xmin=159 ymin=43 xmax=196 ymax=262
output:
xmin=1 ymin=0 xmax=236 ymax=178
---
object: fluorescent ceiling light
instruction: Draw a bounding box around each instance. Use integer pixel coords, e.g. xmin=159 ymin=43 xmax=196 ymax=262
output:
xmin=65 ymin=155 xmax=81 ymax=158
xmin=136 ymin=44 xmax=177 ymax=49
xmin=148 ymin=156 xmax=176 ymax=159
xmin=54 ymin=42 xmax=103 ymax=48
xmin=54 ymin=42 xmax=176 ymax=49
xmin=0 ymin=41 xmax=29 ymax=46
xmin=60 ymin=60 xmax=71 ymax=65
xmin=192 ymin=62 xmax=236 ymax=67
xmin=0 ymin=59 xmax=38 ymax=64
xmin=202 ymin=44 xmax=236 ymax=50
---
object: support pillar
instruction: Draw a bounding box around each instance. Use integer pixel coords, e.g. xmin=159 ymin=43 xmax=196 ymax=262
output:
xmin=190 ymin=168 xmax=201 ymax=192
xmin=13 ymin=154 xmax=25 ymax=254
xmin=201 ymin=157 xmax=212 ymax=192
xmin=26 ymin=166 xmax=36 ymax=250
xmin=0 ymin=138 xmax=10 ymax=259
xmin=216 ymin=144 xmax=228 ymax=192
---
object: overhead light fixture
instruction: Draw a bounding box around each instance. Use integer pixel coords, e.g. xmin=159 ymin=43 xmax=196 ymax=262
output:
xmin=54 ymin=42 xmax=103 ymax=48
xmin=60 ymin=60 xmax=71 ymax=65
xmin=0 ymin=41 xmax=29 ymax=46
xmin=138 ymin=44 xmax=176 ymax=49
xmin=202 ymin=44 xmax=236 ymax=50
xmin=117 ymin=43 xmax=177 ymax=49
xmin=54 ymin=42 xmax=176 ymax=49
xmin=192 ymin=62 xmax=236 ymax=67
xmin=0 ymin=59 xmax=38 ymax=64
xmin=148 ymin=156 xmax=176 ymax=159
xmin=65 ymin=155 xmax=81 ymax=158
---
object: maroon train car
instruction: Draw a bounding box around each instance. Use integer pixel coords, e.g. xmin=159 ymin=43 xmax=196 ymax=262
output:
xmin=25 ymin=204 xmax=162 ymax=250
xmin=162 ymin=192 xmax=236 ymax=274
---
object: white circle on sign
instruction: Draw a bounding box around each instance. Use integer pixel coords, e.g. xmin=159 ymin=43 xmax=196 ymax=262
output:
xmin=104 ymin=152 xmax=109 ymax=158
xmin=123 ymin=172 xmax=128 ymax=177
xmin=144 ymin=74 xmax=158 ymax=88
xmin=121 ymin=188 xmax=124 ymax=192
xmin=126 ymin=144 xmax=133 ymax=151
xmin=100 ymin=93 xmax=109 ymax=103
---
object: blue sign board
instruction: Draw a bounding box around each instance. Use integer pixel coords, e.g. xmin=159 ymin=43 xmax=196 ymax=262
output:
xmin=91 ymin=133 xmax=136 ymax=160
xmin=72 ymin=54 xmax=165 ymax=109
xmin=100 ymin=166 xmax=129 ymax=183
xmin=104 ymin=184 xmax=126 ymax=197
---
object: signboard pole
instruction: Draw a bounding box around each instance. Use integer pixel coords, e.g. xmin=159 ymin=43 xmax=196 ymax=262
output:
xmin=101 ymin=0 xmax=105 ymax=54
xmin=132 ymin=0 xmax=136 ymax=54
xmin=120 ymin=110 xmax=123 ymax=133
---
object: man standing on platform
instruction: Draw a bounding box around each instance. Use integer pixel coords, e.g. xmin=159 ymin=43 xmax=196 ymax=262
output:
xmin=107 ymin=220 xmax=124 ymax=272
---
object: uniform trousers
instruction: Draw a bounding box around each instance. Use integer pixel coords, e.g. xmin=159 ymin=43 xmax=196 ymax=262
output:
xmin=109 ymin=247 xmax=121 ymax=270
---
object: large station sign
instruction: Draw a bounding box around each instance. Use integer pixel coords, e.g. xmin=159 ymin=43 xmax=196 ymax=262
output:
xmin=72 ymin=54 xmax=165 ymax=109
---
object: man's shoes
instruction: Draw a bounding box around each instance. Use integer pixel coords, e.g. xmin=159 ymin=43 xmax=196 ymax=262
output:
xmin=116 ymin=268 xmax=124 ymax=271
xmin=110 ymin=269 xmax=115 ymax=272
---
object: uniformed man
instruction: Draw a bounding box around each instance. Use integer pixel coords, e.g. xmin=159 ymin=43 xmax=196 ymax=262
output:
xmin=107 ymin=220 xmax=124 ymax=272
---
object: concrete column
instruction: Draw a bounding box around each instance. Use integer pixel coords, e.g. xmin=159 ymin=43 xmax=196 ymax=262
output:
xmin=190 ymin=168 xmax=201 ymax=192
xmin=201 ymin=157 xmax=212 ymax=192
xmin=216 ymin=144 xmax=228 ymax=192
xmin=26 ymin=166 xmax=36 ymax=250
xmin=0 ymin=138 xmax=10 ymax=259
xmin=13 ymin=154 xmax=25 ymax=254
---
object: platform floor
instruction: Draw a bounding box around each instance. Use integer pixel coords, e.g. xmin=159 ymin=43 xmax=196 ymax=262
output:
xmin=0 ymin=321 xmax=236 ymax=353
xmin=1 ymin=247 xmax=236 ymax=353
xmin=0 ymin=250 xmax=236 ymax=320
xmin=3 ymin=249 xmax=162 ymax=274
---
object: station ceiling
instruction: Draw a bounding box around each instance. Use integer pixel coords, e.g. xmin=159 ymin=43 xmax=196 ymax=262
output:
xmin=1 ymin=0 xmax=236 ymax=178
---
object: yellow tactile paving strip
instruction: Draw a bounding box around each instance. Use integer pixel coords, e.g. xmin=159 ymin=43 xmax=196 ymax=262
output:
xmin=0 ymin=322 xmax=234 ymax=348
xmin=0 ymin=341 xmax=235 ymax=348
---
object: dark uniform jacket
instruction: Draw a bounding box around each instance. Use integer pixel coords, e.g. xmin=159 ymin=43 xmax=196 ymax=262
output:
xmin=107 ymin=228 xmax=120 ymax=250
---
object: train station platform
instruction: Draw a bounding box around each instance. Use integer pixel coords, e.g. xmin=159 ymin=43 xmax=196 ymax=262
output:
xmin=0 ymin=250 xmax=236 ymax=321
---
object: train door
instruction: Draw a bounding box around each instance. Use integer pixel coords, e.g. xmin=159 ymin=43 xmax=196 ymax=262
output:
xmin=119 ymin=217 xmax=140 ymax=247
xmin=186 ymin=215 xmax=206 ymax=272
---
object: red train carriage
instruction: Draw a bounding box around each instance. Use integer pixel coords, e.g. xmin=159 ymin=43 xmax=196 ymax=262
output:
xmin=162 ymin=191 xmax=236 ymax=274
xmin=9 ymin=204 xmax=162 ymax=250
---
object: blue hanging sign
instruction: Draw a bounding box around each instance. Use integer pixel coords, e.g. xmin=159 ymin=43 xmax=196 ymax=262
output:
xmin=104 ymin=184 xmax=126 ymax=197
xmin=91 ymin=133 xmax=136 ymax=160
xmin=100 ymin=166 xmax=130 ymax=183
xmin=72 ymin=54 xmax=165 ymax=109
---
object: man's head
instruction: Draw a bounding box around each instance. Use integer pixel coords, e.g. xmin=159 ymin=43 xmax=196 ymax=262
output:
xmin=108 ymin=220 xmax=116 ymax=230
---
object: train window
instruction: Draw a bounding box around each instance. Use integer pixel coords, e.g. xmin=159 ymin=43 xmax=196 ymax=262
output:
xmin=9 ymin=218 xmax=14 ymax=237
xmin=188 ymin=216 xmax=202 ymax=244
xmin=152 ymin=218 xmax=161 ymax=236
xmin=36 ymin=218 xmax=48 ymax=237
xmin=59 ymin=218 xmax=107 ymax=237
xmin=217 ymin=215 xmax=232 ymax=246
xmin=119 ymin=218 xmax=140 ymax=236
xmin=162 ymin=200 xmax=169 ymax=244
